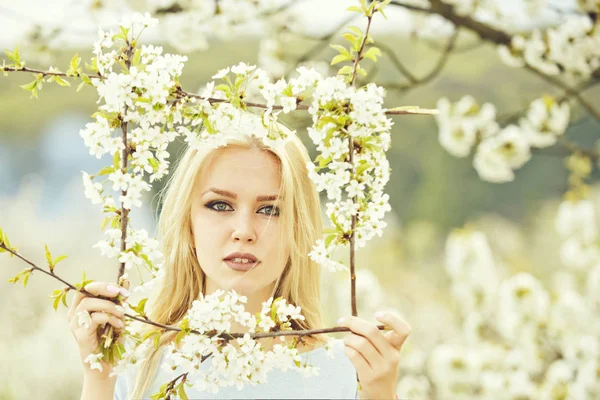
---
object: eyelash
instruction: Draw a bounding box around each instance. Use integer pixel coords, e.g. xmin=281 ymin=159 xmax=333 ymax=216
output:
xmin=205 ymin=201 xmax=281 ymax=217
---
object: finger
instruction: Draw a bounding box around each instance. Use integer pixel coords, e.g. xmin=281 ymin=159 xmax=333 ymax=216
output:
xmin=84 ymin=281 xmax=130 ymax=298
xmin=343 ymin=332 xmax=385 ymax=369
xmin=343 ymin=344 xmax=374 ymax=382
xmin=68 ymin=282 xmax=129 ymax=321
xmin=338 ymin=316 xmax=391 ymax=357
xmin=75 ymin=297 xmax=125 ymax=319
xmin=75 ymin=311 xmax=123 ymax=335
xmin=67 ymin=289 xmax=86 ymax=321
xmin=90 ymin=311 xmax=125 ymax=331
xmin=374 ymin=312 xmax=411 ymax=350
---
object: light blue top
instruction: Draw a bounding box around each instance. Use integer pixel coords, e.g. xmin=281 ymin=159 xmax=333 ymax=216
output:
xmin=114 ymin=338 xmax=358 ymax=399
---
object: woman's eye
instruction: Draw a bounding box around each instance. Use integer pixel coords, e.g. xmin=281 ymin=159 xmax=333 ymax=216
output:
xmin=206 ymin=201 xmax=233 ymax=212
xmin=259 ymin=205 xmax=280 ymax=217
xmin=205 ymin=201 xmax=280 ymax=216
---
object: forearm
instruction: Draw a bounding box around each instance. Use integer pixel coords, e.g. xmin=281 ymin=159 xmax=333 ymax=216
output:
xmin=80 ymin=375 xmax=117 ymax=400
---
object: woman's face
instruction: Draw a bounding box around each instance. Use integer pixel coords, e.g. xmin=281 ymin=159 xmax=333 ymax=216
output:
xmin=190 ymin=146 xmax=289 ymax=298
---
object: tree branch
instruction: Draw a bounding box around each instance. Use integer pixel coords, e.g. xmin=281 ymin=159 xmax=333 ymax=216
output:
xmin=387 ymin=0 xmax=600 ymax=122
xmin=0 ymin=243 xmax=389 ymax=341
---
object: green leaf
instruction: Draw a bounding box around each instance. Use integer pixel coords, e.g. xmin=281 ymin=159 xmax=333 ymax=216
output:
xmin=342 ymin=33 xmax=358 ymax=46
xmin=346 ymin=5 xmax=363 ymax=13
xmin=22 ymin=270 xmax=31 ymax=287
xmin=132 ymin=298 xmax=148 ymax=315
xmin=367 ymin=1 xmax=377 ymax=16
xmin=98 ymin=165 xmax=116 ymax=176
xmin=66 ymin=53 xmax=81 ymax=77
xmin=120 ymin=26 xmax=130 ymax=41
xmin=80 ymin=73 xmax=92 ymax=85
xmin=337 ymin=65 xmax=354 ymax=76
xmin=20 ymin=79 xmax=38 ymax=91
xmin=330 ymin=44 xmax=351 ymax=57
xmin=52 ymin=76 xmax=71 ymax=87
xmin=148 ymin=158 xmax=159 ymax=172
xmin=54 ymin=255 xmax=68 ymax=265
xmin=132 ymin=49 xmax=141 ymax=66
xmin=113 ymin=150 xmax=121 ymax=169
xmin=356 ymin=162 xmax=373 ymax=176
xmin=325 ymin=234 xmax=337 ymax=247
xmin=348 ymin=26 xmax=363 ymax=37
xmin=331 ymin=54 xmax=351 ymax=66
xmin=85 ymin=58 xmax=98 ymax=73
xmin=45 ymin=244 xmax=53 ymax=267
xmin=175 ymin=330 xmax=187 ymax=345
xmin=270 ymin=298 xmax=279 ymax=322
xmin=215 ymin=84 xmax=232 ymax=96
xmin=178 ymin=385 xmax=189 ymax=400
xmin=100 ymin=216 xmax=112 ymax=231
xmin=53 ymin=295 xmax=61 ymax=311
xmin=363 ymin=47 xmax=382 ymax=62
xmin=5 ymin=45 xmax=23 ymax=68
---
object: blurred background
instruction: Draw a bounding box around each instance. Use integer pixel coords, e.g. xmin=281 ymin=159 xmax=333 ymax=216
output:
xmin=1 ymin=0 xmax=600 ymax=399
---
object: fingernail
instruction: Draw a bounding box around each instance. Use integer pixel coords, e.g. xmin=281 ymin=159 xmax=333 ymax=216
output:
xmin=107 ymin=284 xmax=120 ymax=294
xmin=375 ymin=311 xmax=385 ymax=319
xmin=120 ymin=288 xmax=131 ymax=297
xmin=117 ymin=319 xmax=125 ymax=328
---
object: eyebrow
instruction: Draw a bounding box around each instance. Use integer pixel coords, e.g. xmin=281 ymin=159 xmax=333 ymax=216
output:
xmin=202 ymin=187 xmax=281 ymax=202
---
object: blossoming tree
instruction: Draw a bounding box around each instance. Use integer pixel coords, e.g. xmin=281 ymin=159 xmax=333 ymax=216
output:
xmin=2 ymin=0 xmax=600 ymax=398
xmin=0 ymin=1 xmax=438 ymax=398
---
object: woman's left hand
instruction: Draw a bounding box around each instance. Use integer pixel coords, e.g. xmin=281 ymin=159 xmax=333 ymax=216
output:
xmin=338 ymin=311 xmax=411 ymax=400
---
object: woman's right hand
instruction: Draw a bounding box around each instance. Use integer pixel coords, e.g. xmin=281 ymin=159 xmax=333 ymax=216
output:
xmin=67 ymin=281 xmax=130 ymax=380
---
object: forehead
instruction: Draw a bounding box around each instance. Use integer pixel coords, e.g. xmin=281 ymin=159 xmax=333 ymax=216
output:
xmin=197 ymin=147 xmax=282 ymax=193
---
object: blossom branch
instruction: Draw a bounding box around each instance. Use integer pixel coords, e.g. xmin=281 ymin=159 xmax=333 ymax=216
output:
xmin=117 ymin=46 xmax=133 ymax=281
xmin=1 ymin=243 xmax=388 ymax=341
xmin=388 ymin=0 xmax=600 ymax=121
xmin=0 ymin=65 xmax=437 ymax=116
xmin=176 ymin=87 xmax=437 ymax=115
xmin=346 ymin=11 xmax=375 ymax=318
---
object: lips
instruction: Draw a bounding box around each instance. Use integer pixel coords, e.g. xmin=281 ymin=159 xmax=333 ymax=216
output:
xmin=224 ymin=259 xmax=261 ymax=271
xmin=223 ymin=252 xmax=259 ymax=263
xmin=223 ymin=252 xmax=260 ymax=272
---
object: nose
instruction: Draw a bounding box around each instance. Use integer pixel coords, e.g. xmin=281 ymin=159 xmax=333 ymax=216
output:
xmin=231 ymin=209 xmax=257 ymax=243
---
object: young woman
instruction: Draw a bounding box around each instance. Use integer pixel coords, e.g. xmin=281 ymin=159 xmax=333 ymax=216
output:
xmin=67 ymin=114 xmax=411 ymax=399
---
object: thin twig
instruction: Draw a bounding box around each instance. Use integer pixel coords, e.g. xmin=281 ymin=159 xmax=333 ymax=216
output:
xmin=285 ymin=14 xmax=359 ymax=76
xmin=383 ymin=29 xmax=459 ymax=93
xmin=1 ymin=66 xmax=103 ymax=80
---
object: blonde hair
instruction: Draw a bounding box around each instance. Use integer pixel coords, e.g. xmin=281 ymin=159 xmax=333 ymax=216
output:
xmin=129 ymin=120 xmax=327 ymax=399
